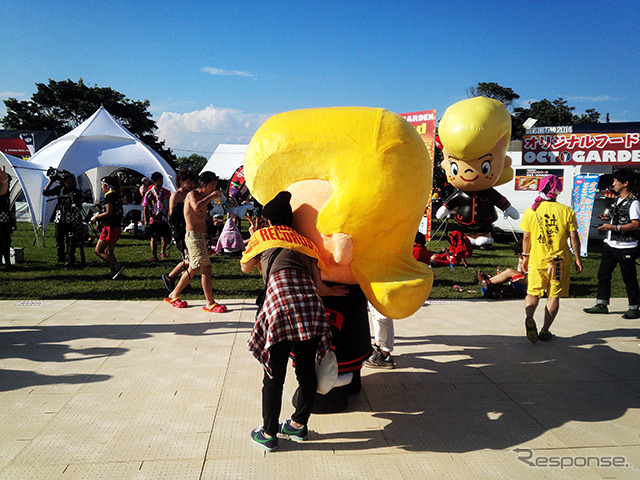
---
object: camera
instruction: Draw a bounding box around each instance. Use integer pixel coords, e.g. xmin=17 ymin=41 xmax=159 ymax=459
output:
xmin=46 ymin=167 xmax=71 ymax=182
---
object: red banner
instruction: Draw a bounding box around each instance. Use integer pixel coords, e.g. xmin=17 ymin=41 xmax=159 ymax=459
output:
xmin=399 ymin=110 xmax=436 ymax=239
xmin=0 ymin=137 xmax=32 ymax=157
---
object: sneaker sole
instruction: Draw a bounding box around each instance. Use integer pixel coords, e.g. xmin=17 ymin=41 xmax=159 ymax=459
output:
xmin=250 ymin=437 xmax=277 ymax=451
xmin=277 ymin=432 xmax=307 ymax=442
xmin=525 ymin=317 xmax=539 ymax=344
xmin=363 ymin=361 xmax=395 ymax=369
xmin=250 ymin=430 xmax=278 ymax=451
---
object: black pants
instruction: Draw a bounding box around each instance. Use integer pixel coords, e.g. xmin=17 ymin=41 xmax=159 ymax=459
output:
xmin=262 ymin=337 xmax=318 ymax=437
xmin=596 ymin=243 xmax=639 ymax=306
xmin=0 ymin=223 xmax=11 ymax=265
xmin=54 ymin=222 xmax=75 ymax=263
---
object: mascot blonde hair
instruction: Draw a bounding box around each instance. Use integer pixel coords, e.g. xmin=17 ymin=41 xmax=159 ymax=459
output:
xmin=439 ymin=96 xmax=513 ymax=188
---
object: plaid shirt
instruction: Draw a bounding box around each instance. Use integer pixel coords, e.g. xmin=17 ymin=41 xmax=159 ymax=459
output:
xmin=248 ymin=268 xmax=332 ymax=378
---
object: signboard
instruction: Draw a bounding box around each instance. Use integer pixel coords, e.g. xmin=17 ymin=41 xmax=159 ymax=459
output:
xmin=523 ymin=122 xmax=640 ymax=166
xmin=0 ymin=131 xmax=56 ymax=159
xmin=514 ymin=168 xmax=564 ymax=191
xmin=399 ymin=110 xmax=436 ymax=239
xmin=572 ymin=174 xmax=601 ymax=257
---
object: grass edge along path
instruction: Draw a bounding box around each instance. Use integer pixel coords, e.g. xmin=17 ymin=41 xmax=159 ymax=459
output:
xmin=0 ymin=222 xmax=623 ymax=301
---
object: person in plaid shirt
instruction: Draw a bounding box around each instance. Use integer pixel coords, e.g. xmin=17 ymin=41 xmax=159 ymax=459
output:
xmin=241 ymin=191 xmax=348 ymax=452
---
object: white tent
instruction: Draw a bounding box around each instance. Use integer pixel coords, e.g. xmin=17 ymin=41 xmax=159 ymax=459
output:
xmin=200 ymin=144 xmax=248 ymax=179
xmin=0 ymin=152 xmax=45 ymax=241
xmin=22 ymin=107 xmax=176 ymax=235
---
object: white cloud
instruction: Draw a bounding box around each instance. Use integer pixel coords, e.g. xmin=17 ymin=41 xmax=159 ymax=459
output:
xmin=567 ymin=95 xmax=619 ymax=103
xmin=201 ymin=66 xmax=255 ymax=78
xmin=0 ymin=91 xmax=27 ymax=98
xmin=156 ymin=106 xmax=270 ymax=156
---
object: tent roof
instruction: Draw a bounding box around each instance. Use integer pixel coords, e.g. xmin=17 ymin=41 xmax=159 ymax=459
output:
xmin=0 ymin=152 xmax=45 ymax=232
xmin=17 ymin=107 xmax=177 ymax=234
xmin=201 ymin=144 xmax=248 ymax=179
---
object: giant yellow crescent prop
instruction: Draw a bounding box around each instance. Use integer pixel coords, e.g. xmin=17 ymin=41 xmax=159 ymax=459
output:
xmin=244 ymin=107 xmax=433 ymax=319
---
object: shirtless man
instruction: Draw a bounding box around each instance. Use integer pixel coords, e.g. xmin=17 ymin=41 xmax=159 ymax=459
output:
xmin=162 ymin=169 xmax=196 ymax=292
xmin=164 ymin=171 xmax=228 ymax=312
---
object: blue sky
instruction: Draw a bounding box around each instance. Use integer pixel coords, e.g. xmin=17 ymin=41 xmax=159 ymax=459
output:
xmin=2 ymin=0 xmax=639 ymax=157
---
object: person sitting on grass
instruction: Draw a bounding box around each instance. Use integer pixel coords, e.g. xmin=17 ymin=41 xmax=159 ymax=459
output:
xmin=164 ymin=171 xmax=227 ymax=313
xmin=477 ymin=240 xmax=528 ymax=298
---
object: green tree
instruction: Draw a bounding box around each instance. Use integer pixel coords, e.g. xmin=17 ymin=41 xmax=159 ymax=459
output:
xmin=513 ymin=97 xmax=600 ymax=137
xmin=466 ymin=82 xmax=520 ymax=111
xmin=466 ymin=83 xmax=601 ymax=139
xmin=1 ymin=78 xmax=176 ymax=163
xmin=174 ymin=154 xmax=208 ymax=173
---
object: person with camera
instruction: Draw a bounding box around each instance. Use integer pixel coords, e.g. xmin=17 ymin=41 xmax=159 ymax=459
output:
xmin=43 ymin=169 xmax=84 ymax=266
xmin=91 ymin=175 xmax=125 ymax=279
xmin=0 ymin=165 xmax=17 ymax=268
xmin=584 ymin=168 xmax=640 ymax=319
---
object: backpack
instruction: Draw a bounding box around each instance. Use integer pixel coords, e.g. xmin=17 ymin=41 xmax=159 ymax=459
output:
xmin=168 ymin=204 xmax=186 ymax=253
xmin=448 ymin=230 xmax=473 ymax=259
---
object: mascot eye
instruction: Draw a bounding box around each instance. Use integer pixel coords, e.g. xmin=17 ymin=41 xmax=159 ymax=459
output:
xmin=481 ymin=160 xmax=492 ymax=175
xmin=450 ymin=162 xmax=459 ymax=176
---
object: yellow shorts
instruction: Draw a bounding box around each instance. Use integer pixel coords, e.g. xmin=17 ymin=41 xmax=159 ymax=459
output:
xmin=185 ymin=230 xmax=210 ymax=269
xmin=527 ymin=263 xmax=570 ymax=298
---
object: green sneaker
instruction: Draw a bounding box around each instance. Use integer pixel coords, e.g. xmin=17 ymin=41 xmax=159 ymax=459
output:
xmin=278 ymin=419 xmax=308 ymax=441
xmin=622 ymin=308 xmax=640 ymax=319
xmin=250 ymin=427 xmax=278 ymax=452
xmin=583 ymin=304 xmax=609 ymax=314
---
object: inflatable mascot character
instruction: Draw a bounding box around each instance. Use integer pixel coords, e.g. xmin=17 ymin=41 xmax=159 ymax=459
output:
xmin=436 ymin=97 xmax=519 ymax=247
xmin=243 ymin=107 xmax=433 ymax=411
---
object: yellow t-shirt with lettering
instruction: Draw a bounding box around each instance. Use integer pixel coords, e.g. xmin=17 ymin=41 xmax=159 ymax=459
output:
xmin=520 ymin=201 xmax=578 ymax=271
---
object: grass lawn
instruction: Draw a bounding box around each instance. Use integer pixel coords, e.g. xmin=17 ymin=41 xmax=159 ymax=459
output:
xmin=0 ymin=220 xmax=629 ymax=301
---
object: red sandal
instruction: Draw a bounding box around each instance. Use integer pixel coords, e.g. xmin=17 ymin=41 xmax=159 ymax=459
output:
xmin=202 ymin=303 xmax=227 ymax=313
xmin=164 ymin=297 xmax=188 ymax=308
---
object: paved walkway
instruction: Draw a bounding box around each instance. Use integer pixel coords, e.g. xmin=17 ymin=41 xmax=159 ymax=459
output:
xmin=1 ymin=298 xmax=639 ymax=479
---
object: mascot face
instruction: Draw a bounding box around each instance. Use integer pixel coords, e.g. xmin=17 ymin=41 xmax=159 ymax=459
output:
xmin=438 ymin=97 xmax=513 ymax=193
xmin=441 ymin=135 xmax=510 ymax=192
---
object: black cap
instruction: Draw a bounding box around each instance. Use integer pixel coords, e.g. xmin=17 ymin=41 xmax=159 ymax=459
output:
xmin=261 ymin=191 xmax=293 ymax=227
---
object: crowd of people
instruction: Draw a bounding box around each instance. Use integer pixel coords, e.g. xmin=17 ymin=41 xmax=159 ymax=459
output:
xmin=3 ymin=166 xmax=639 ymax=453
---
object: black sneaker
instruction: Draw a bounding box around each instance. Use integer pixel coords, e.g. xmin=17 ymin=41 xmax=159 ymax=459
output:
xmin=278 ymin=419 xmax=308 ymax=441
xmin=161 ymin=273 xmax=174 ymax=292
xmin=250 ymin=427 xmax=278 ymax=452
xmin=525 ymin=316 xmax=539 ymax=344
xmin=622 ymin=308 xmax=640 ymax=319
xmin=538 ymin=331 xmax=554 ymax=341
xmin=583 ymin=304 xmax=609 ymax=314
xmin=111 ymin=263 xmax=125 ymax=280
xmin=364 ymin=351 xmax=395 ymax=369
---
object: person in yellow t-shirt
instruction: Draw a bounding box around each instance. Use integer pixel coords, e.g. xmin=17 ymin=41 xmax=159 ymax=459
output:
xmin=520 ymin=175 xmax=583 ymax=343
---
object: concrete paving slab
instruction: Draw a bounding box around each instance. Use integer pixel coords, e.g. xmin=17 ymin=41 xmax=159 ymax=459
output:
xmin=1 ymin=298 xmax=639 ymax=479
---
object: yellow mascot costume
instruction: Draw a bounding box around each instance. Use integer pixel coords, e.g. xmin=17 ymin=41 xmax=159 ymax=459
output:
xmin=244 ymin=106 xmax=433 ymax=319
